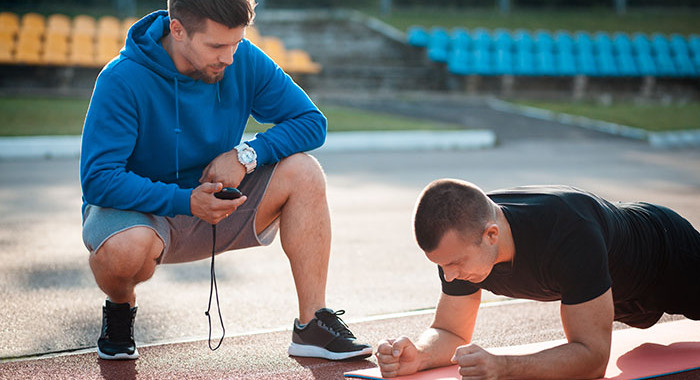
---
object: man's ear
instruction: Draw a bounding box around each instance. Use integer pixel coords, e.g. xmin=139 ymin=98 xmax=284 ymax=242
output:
xmin=484 ymin=223 xmax=499 ymax=244
xmin=170 ymin=18 xmax=187 ymax=41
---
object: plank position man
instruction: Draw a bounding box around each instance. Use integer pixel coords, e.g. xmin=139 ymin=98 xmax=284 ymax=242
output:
xmin=377 ymin=179 xmax=700 ymax=379
xmin=80 ymin=0 xmax=371 ymax=361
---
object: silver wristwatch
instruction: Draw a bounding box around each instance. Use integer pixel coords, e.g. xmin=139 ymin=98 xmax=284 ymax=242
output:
xmin=234 ymin=142 xmax=257 ymax=174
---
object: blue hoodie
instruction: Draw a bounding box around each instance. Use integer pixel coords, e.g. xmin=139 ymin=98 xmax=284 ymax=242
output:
xmin=80 ymin=11 xmax=327 ymax=217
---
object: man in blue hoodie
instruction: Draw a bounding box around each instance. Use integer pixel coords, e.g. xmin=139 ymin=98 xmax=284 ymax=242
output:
xmin=80 ymin=0 xmax=371 ymax=361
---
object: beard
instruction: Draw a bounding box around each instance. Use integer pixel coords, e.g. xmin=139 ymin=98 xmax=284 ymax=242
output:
xmin=190 ymin=66 xmax=226 ymax=84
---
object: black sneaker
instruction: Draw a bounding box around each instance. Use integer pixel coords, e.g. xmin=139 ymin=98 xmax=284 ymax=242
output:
xmin=97 ymin=300 xmax=139 ymax=360
xmin=288 ymin=308 xmax=372 ymax=360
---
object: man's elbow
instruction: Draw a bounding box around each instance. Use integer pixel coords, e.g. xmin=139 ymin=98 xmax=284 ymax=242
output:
xmin=584 ymin=349 xmax=610 ymax=379
xmin=312 ymin=111 xmax=327 ymax=146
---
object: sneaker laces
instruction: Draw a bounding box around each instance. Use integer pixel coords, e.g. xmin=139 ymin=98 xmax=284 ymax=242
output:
xmin=317 ymin=309 xmax=356 ymax=339
xmin=105 ymin=307 xmax=133 ymax=343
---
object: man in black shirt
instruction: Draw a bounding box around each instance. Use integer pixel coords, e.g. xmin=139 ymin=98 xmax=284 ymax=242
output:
xmin=376 ymin=179 xmax=700 ymax=379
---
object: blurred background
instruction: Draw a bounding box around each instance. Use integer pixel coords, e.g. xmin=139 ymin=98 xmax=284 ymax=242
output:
xmin=1 ymin=0 xmax=698 ymax=136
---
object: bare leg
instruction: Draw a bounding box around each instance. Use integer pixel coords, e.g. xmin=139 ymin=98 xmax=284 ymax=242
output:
xmin=89 ymin=226 xmax=164 ymax=307
xmin=255 ymin=153 xmax=330 ymax=324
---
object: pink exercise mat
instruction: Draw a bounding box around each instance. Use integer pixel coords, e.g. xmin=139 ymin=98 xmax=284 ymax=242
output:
xmin=345 ymin=319 xmax=700 ymax=380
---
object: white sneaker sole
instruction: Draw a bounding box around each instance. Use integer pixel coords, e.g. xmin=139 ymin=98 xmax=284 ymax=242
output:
xmin=288 ymin=342 xmax=373 ymax=360
xmin=97 ymin=347 xmax=139 ymax=360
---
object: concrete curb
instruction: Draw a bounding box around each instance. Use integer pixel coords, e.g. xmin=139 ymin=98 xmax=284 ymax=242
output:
xmin=486 ymin=98 xmax=700 ymax=148
xmin=0 ymin=135 xmax=83 ymax=159
xmin=0 ymin=130 xmax=496 ymax=160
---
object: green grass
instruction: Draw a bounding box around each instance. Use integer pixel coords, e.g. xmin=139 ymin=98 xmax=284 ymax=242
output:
xmin=0 ymin=96 xmax=463 ymax=136
xmin=514 ymin=100 xmax=700 ymax=132
xmin=2 ymin=96 xmax=696 ymax=136
xmin=0 ymin=97 xmax=90 ymax=136
xmin=247 ymin=105 xmax=461 ymax=133
xmin=359 ymin=6 xmax=700 ymax=35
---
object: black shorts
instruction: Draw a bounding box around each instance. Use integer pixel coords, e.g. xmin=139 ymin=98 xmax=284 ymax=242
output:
xmin=621 ymin=204 xmax=700 ymax=327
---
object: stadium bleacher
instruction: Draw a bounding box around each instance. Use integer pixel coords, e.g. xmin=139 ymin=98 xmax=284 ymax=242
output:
xmin=408 ymin=25 xmax=700 ymax=78
xmin=0 ymin=11 xmax=321 ymax=75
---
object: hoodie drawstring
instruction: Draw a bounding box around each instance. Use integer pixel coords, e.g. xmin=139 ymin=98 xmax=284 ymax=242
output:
xmin=174 ymin=78 xmax=181 ymax=180
xmin=216 ymin=82 xmax=221 ymax=104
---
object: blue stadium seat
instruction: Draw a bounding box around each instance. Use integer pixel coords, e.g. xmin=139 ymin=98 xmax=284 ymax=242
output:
xmin=651 ymin=33 xmax=671 ymax=57
xmin=689 ymin=34 xmax=700 ymax=56
xmin=654 ymin=51 xmax=677 ymax=76
xmin=554 ymin=30 xmax=574 ymax=54
xmin=556 ymin=51 xmax=577 ymax=76
xmin=514 ymin=29 xmax=534 ymax=54
xmin=596 ymin=51 xmax=618 ymax=76
xmin=616 ymin=52 xmax=639 ymax=76
xmin=451 ymin=28 xmax=471 ymax=51
xmin=493 ymin=28 xmax=513 ymax=53
xmin=574 ymin=31 xmax=594 ymax=56
xmin=427 ymin=45 xmax=449 ymax=63
xmin=472 ymin=49 xmax=493 ymax=75
xmin=407 ymin=26 xmax=430 ymax=47
xmin=447 ymin=47 xmax=470 ymax=75
xmin=426 ymin=27 xmax=450 ymax=63
xmin=534 ymin=30 xmax=554 ymax=53
xmin=429 ymin=27 xmax=451 ymax=50
xmin=471 ymin=27 xmax=491 ymax=52
xmin=613 ymin=32 xmax=633 ymax=56
xmin=535 ymin=50 xmax=556 ymax=75
xmin=690 ymin=35 xmax=700 ymax=68
xmin=576 ymin=50 xmax=598 ymax=76
xmin=632 ymin=33 xmax=652 ymax=56
xmin=636 ymin=52 xmax=657 ymax=75
xmin=669 ymin=34 xmax=689 ymax=57
xmin=673 ymin=52 xmax=697 ymax=76
xmin=493 ymin=49 xmax=513 ymax=75
xmin=594 ymin=32 xmax=614 ymax=56
xmin=514 ymin=50 xmax=536 ymax=75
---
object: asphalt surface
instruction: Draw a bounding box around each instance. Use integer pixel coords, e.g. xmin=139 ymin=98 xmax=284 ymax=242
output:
xmin=1 ymin=94 xmax=699 ymax=378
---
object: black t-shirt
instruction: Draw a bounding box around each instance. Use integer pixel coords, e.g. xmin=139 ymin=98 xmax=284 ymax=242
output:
xmin=440 ymin=185 xmax=670 ymax=308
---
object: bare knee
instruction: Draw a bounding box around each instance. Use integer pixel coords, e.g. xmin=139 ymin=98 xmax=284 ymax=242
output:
xmin=91 ymin=227 xmax=163 ymax=279
xmin=278 ymin=153 xmax=326 ymax=193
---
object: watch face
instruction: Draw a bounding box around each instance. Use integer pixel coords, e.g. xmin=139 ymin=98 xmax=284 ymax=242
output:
xmin=240 ymin=149 xmax=255 ymax=163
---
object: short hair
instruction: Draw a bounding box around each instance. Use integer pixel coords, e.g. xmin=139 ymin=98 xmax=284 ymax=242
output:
xmin=168 ymin=0 xmax=256 ymax=34
xmin=413 ymin=179 xmax=496 ymax=252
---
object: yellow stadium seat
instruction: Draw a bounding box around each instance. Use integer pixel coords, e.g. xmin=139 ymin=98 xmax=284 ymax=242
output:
xmin=246 ymin=26 xmax=261 ymax=46
xmin=45 ymin=32 xmax=69 ymax=52
xmin=0 ymin=33 xmax=14 ymax=63
xmin=20 ymin=12 xmax=45 ymax=38
xmin=97 ymin=16 xmax=121 ymax=39
xmin=47 ymin=14 xmax=71 ymax=36
xmin=285 ymin=49 xmax=322 ymax=74
xmin=15 ymin=43 xmax=42 ymax=65
xmin=260 ymin=36 xmax=286 ymax=67
xmin=0 ymin=30 xmax=14 ymax=46
xmin=16 ymin=31 xmax=42 ymax=53
xmin=0 ymin=12 xmax=20 ymax=26
xmin=71 ymin=33 xmax=93 ymax=47
xmin=95 ymin=35 xmax=121 ymax=65
xmin=73 ymin=15 xmax=96 ymax=36
xmin=42 ymin=32 xmax=69 ymax=65
xmin=0 ymin=12 xmax=20 ymax=36
xmin=42 ymin=49 xmax=68 ymax=65
xmin=121 ymin=17 xmax=137 ymax=39
xmin=0 ymin=48 xmax=13 ymax=63
xmin=69 ymin=33 xmax=96 ymax=67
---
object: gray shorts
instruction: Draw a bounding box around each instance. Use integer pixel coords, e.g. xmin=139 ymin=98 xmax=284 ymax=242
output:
xmin=82 ymin=163 xmax=279 ymax=264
